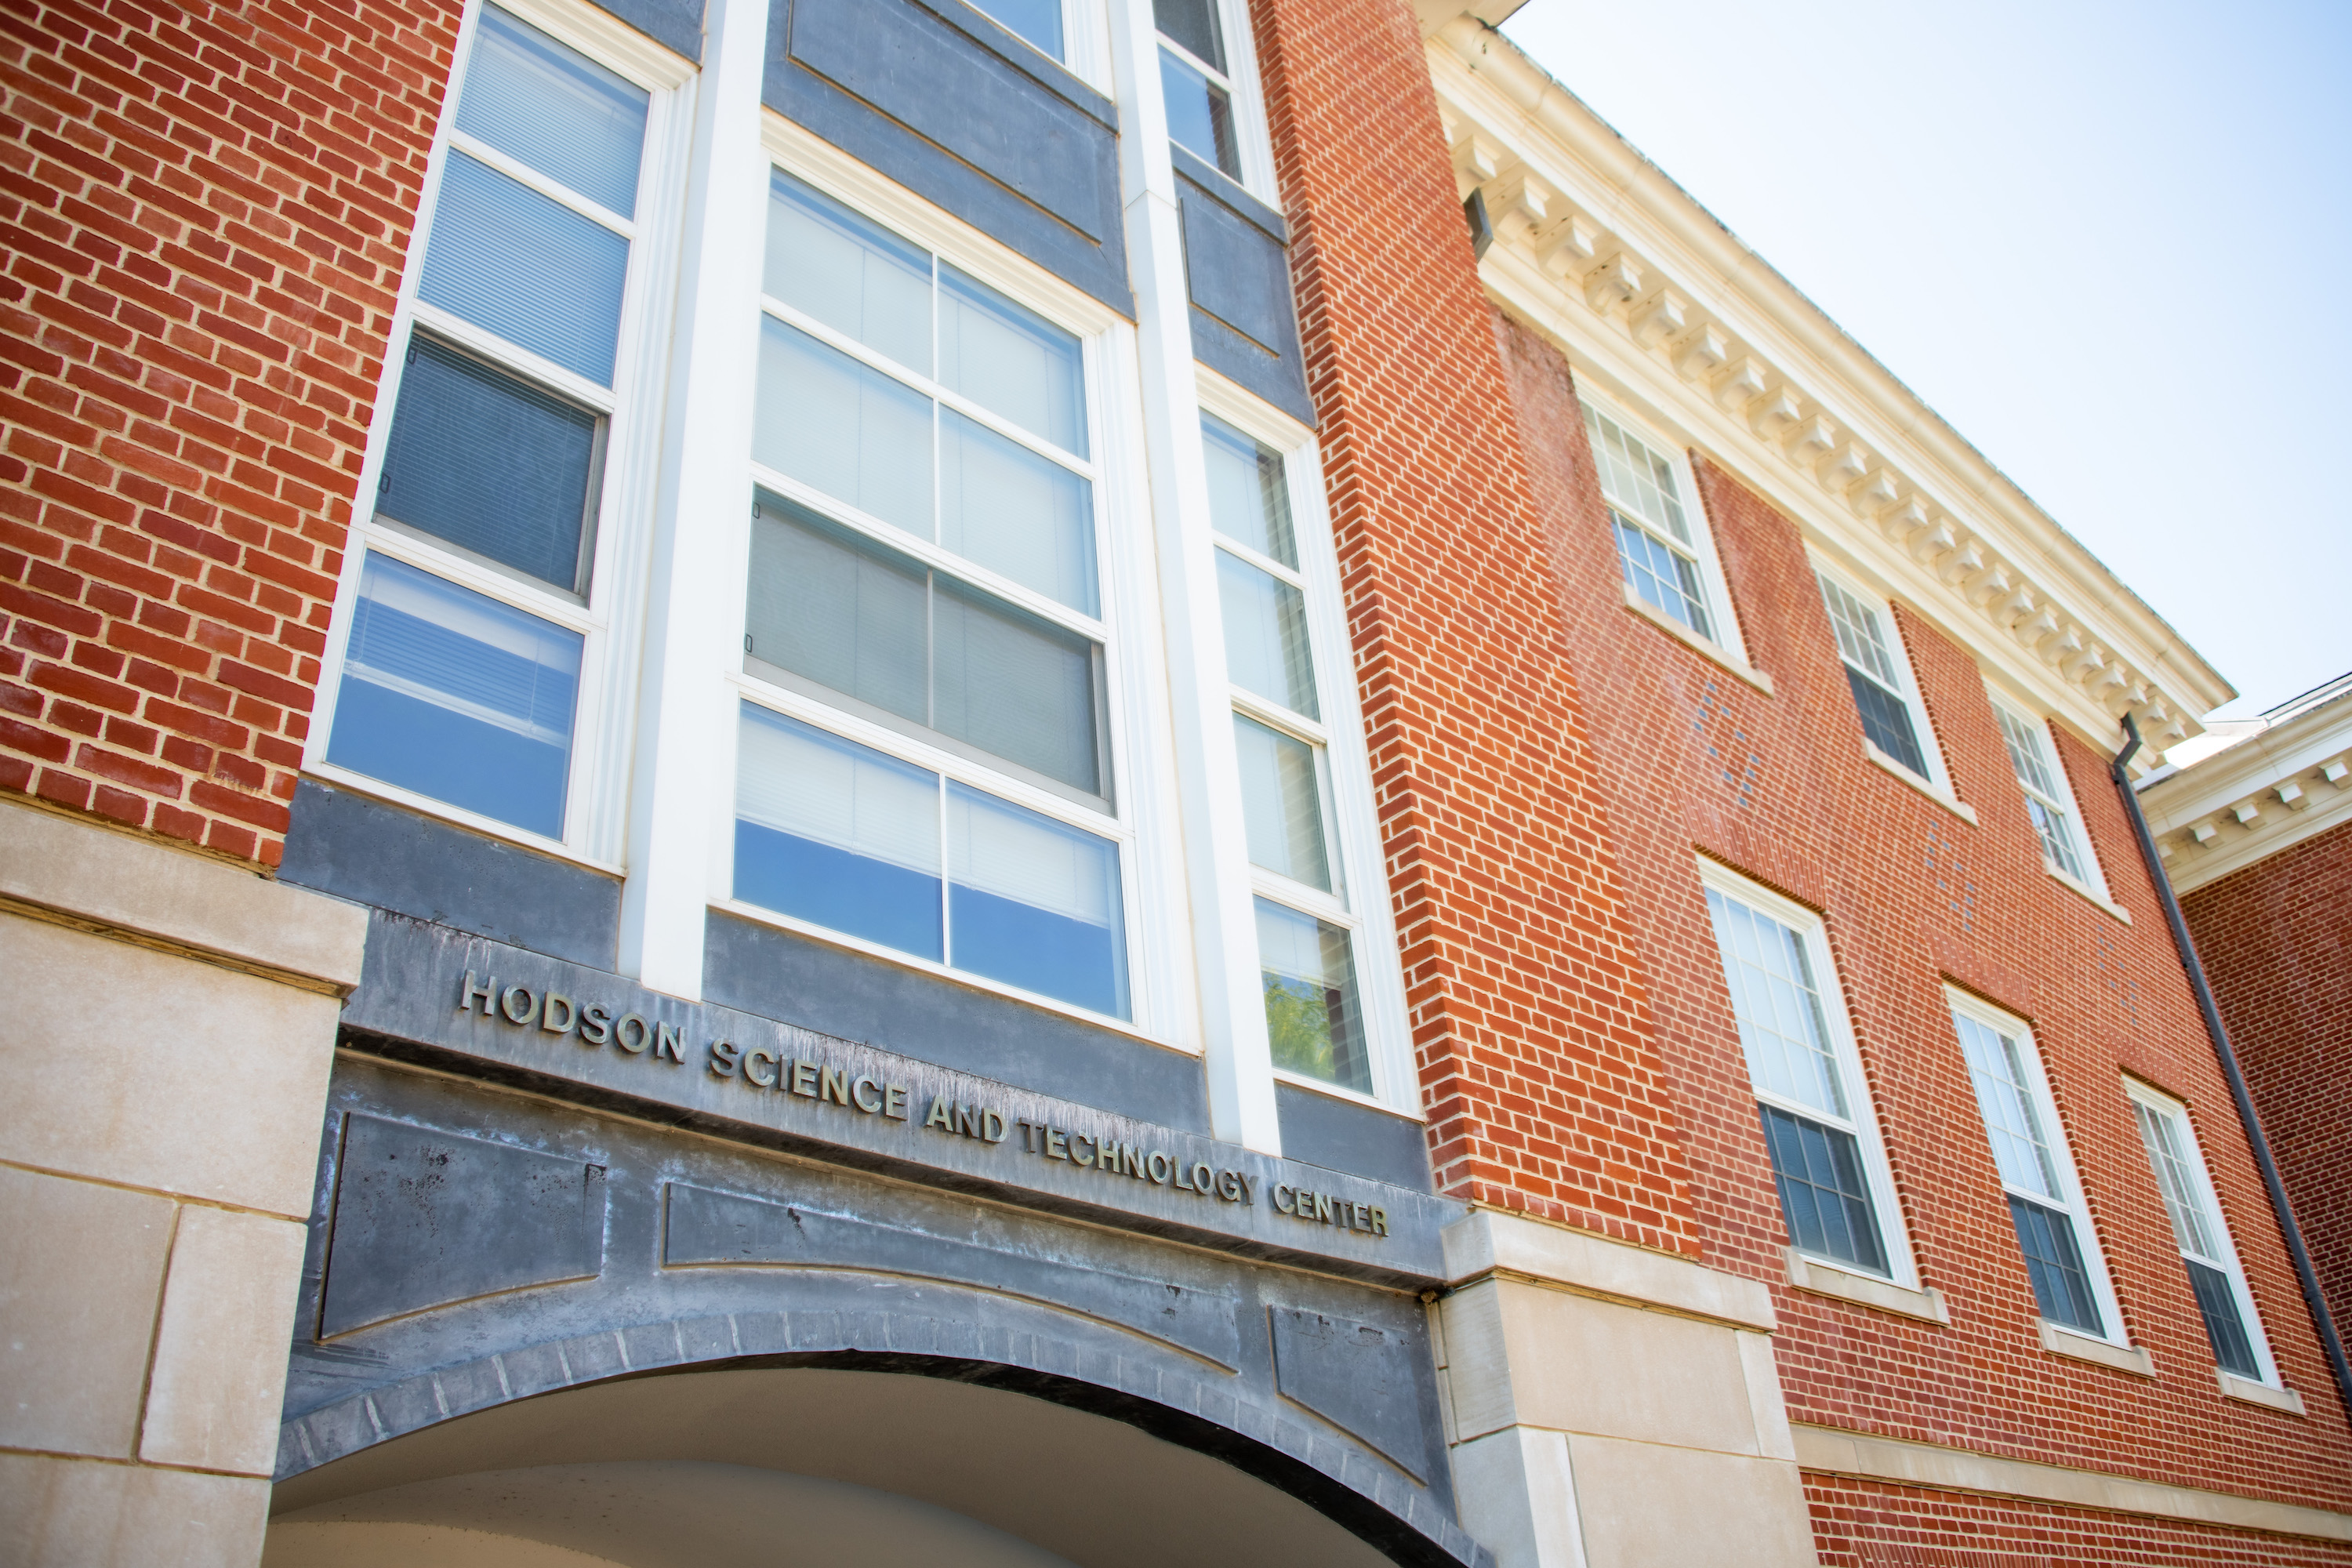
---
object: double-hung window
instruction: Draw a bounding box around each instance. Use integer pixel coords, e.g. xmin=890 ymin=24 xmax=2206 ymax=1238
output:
xmin=1700 ymin=866 xmax=1908 ymax=1280
xmin=1154 ymin=0 xmax=1244 ymax=179
xmin=735 ymin=169 xmax=1133 ymax=1022
xmin=1818 ymin=570 xmax=1936 ymax=782
xmin=2129 ymin=1083 xmax=2275 ymax=1384
xmin=1950 ymin=995 xmax=2118 ymax=1338
xmin=319 ymin=5 xmax=674 ymax=850
xmin=1993 ymin=700 xmax=2100 ymax=890
xmin=1202 ymin=412 xmax=1370 ymax=1095
xmin=1585 ymin=402 xmax=1726 ymax=647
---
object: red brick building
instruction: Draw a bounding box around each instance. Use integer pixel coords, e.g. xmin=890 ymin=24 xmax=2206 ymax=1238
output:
xmin=3 ymin=0 xmax=2347 ymax=1560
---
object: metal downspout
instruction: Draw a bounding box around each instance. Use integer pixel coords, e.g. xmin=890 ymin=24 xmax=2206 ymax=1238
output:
xmin=2110 ymin=714 xmax=2352 ymax=1422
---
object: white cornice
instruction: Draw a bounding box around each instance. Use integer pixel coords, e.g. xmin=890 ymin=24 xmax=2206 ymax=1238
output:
xmin=1425 ymin=18 xmax=2232 ymax=759
xmin=2138 ymin=688 xmax=2352 ymax=894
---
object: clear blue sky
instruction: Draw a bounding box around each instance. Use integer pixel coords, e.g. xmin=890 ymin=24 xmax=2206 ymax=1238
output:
xmin=1502 ymin=0 xmax=2351 ymax=720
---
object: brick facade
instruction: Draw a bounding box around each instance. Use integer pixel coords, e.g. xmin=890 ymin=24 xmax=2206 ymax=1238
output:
xmin=1 ymin=0 xmax=454 ymax=864
xmin=2181 ymin=819 xmax=2352 ymax=1337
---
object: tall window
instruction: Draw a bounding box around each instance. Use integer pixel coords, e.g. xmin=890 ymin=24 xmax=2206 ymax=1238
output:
xmin=1205 ymin=414 xmax=1369 ymax=1094
xmin=970 ymin=0 xmax=1064 ymax=61
xmin=1818 ymin=572 xmax=1933 ymax=780
xmin=1154 ymin=0 xmax=1241 ymax=177
xmin=2129 ymin=1085 xmax=2273 ymax=1383
xmin=736 ymin=169 xmax=1132 ymax=1021
xmin=321 ymin=6 xmax=663 ymax=844
xmin=1951 ymin=1000 xmax=2114 ymax=1338
xmin=1584 ymin=402 xmax=1721 ymax=644
xmin=1993 ymin=700 xmax=2097 ymax=887
xmin=1701 ymin=869 xmax=1907 ymax=1279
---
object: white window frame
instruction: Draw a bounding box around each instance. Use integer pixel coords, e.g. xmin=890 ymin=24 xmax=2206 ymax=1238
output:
xmin=1946 ymin=985 xmax=2130 ymax=1345
xmin=1988 ymin=691 xmax=2111 ymax=902
xmin=2124 ymin=1077 xmax=2281 ymax=1387
xmin=1581 ymin=387 xmax=1748 ymax=665
xmin=706 ymin=118 xmax=1188 ymax=1046
xmin=1201 ymin=369 xmax=1414 ymax=1115
xmin=966 ymin=0 xmax=1115 ymax=96
xmin=1141 ymin=0 xmax=1280 ymax=201
xmin=1697 ymin=859 xmax=1917 ymax=1289
xmin=305 ymin=0 xmax=696 ymax=869
xmin=1813 ymin=559 xmax=1953 ymax=793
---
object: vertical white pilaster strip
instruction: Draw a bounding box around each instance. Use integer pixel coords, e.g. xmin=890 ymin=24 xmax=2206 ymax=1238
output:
xmin=616 ymin=0 xmax=768 ymax=997
xmin=1108 ymin=0 xmax=1280 ymax=1152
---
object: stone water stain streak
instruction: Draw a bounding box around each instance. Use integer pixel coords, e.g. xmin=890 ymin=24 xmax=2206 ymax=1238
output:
xmin=341 ymin=912 xmax=1455 ymax=1285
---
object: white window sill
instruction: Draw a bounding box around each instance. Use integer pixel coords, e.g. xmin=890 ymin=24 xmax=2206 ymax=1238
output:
xmin=2046 ymin=864 xmax=2132 ymax=925
xmin=1863 ymin=741 xmax=1978 ymax=826
xmin=1786 ymin=1248 xmax=1949 ymax=1324
xmin=2218 ymin=1370 xmax=2306 ymax=1415
xmin=2038 ymin=1319 xmax=2153 ymax=1376
xmin=1620 ymin=583 xmax=1773 ymax=695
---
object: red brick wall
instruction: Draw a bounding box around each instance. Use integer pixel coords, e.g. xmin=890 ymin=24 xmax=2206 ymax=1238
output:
xmin=1486 ymin=307 xmax=2352 ymax=1515
xmin=0 ymin=0 xmax=455 ymax=864
xmin=2181 ymin=818 xmax=2352 ymax=1337
xmin=1248 ymin=0 xmax=1697 ymax=1253
xmin=1805 ymin=1474 xmax=2352 ymax=1566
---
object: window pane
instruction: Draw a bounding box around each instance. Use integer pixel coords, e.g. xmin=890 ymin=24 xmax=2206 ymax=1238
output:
xmin=1846 ymin=665 xmax=1929 ymax=776
xmin=2187 ymin=1258 xmax=2262 ymax=1379
xmin=1218 ymin=549 xmax=1318 ymax=719
xmin=940 ymin=408 xmax=1098 ymax=614
xmin=2007 ymin=1194 xmax=2103 ymax=1334
xmin=764 ymin=173 xmax=933 ymax=377
xmin=1203 ymin=414 xmax=1295 ymax=565
xmin=1818 ymin=575 xmax=1905 ymax=691
xmin=1234 ymin=713 xmax=1330 ymax=890
xmin=421 ymin=151 xmax=630 ymax=387
xmin=949 ymin=784 xmax=1128 ymax=1017
xmin=2132 ymin=1102 xmax=2221 ymax=1260
xmin=1584 ymin=405 xmax=1690 ymax=545
xmin=754 ymin=319 xmax=934 ymax=540
xmin=1614 ymin=516 xmax=1712 ymax=641
xmin=377 ymin=336 xmax=599 ymax=592
xmin=935 ymin=579 xmax=1102 ymax=797
xmin=1995 ymin=706 xmax=2065 ymax=802
xmin=1153 ymin=0 xmax=1225 ymax=71
xmin=1955 ymin=1014 xmax=2063 ymax=1200
xmin=2025 ymin=794 xmax=2088 ymax=882
xmin=1760 ymin=1105 xmax=1887 ymax=1276
xmin=967 ymin=0 xmax=1062 ymax=56
xmin=940 ymin=266 xmax=1087 ymax=456
xmin=735 ymin=706 xmax=943 ymax=961
xmin=1255 ymin=898 xmax=1368 ymax=1093
xmin=1160 ymin=49 xmax=1240 ymax=178
xmin=457 ymin=8 xmax=647 ymax=218
xmin=746 ymin=498 xmax=928 ymax=727
xmin=1704 ymin=891 xmax=1846 ymax=1119
xmin=328 ymin=554 xmax=579 ymax=838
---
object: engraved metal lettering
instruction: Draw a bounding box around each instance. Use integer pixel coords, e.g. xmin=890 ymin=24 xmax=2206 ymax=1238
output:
xmin=1146 ymin=1150 xmax=1173 ymax=1184
xmin=851 ymin=1076 xmax=884 ymax=1113
xmin=540 ymin=992 xmax=575 ymax=1033
xmin=981 ymin=1109 xmax=1007 ymax=1143
xmin=924 ymin=1094 xmax=954 ymax=1130
xmin=579 ymin=1004 xmax=612 ymax=1045
xmin=1071 ymin=1132 xmax=1096 ymax=1167
xmin=708 ymin=1040 xmax=742 ymax=1078
xmin=743 ymin=1047 xmax=778 ymax=1088
xmin=791 ymin=1061 xmax=819 ymax=1098
xmin=458 ymin=970 xmax=495 ymax=1015
xmin=1274 ymin=1185 xmax=1297 ymax=1214
xmin=615 ymin=1013 xmax=650 ymax=1054
xmin=1046 ymin=1127 xmax=1069 ymax=1160
xmin=884 ymin=1083 xmax=909 ymax=1120
xmin=655 ymin=1022 xmax=686 ymax=1063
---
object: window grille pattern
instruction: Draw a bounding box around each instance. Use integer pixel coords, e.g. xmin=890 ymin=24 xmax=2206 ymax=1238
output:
xmin=2135 ymin=1099 xmax=2263 ymax=1378
xmin=1955 ymin=1011 xmax=2104 ymax=1335
xmin=1819 ymin=574 xmax=1928 ymax=776
xmin=1586 ymin=405 xmax=1715 ymax=641
xmin=1706 ymin=887 xmax=1893 ymax=1276
xmin=1995 ymin=705 xmax=2090 ymax=882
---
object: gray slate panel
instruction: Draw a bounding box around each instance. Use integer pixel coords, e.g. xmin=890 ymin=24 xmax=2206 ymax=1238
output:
xmin=767 ymin=0 xmax=1132 ymax=314
xmin=319 ymin=1113 xmax=606 ymax=1338
xmin=1174 ymin=146 xmax=1314 ymax=425
xmin=662 ymin=1181 xmax=1244 ymax=1367
xmin=278 ymin=780 xmax=620 ymax=969
xmin=1276 ymin=1080 xmax=1434 ymax=1193
xmin=705 ymin=909 xmax=1211 ymax=1133
xmin=592 ymin=0 xmax=704 ymax=60
xmin=1269 ymin=1305 xmax=1427 ymax=1480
